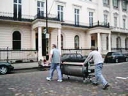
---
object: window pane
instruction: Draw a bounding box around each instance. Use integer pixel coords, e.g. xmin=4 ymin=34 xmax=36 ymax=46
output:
xmin=74 ymin=35 xmax=79 ymax=49
xmin=13 ymin=31 xmax=21 ymax=50
xmin=14 ymin=0 xmax=17 ymax=3
xmin=19 ymin=0 xmax=21 ymax=3
xmin=41 ymin=2 xmax=44 ymax=7
xmin=13 ymin=31 xmax=21 ymax=40
xmin=13 ymin=41 xmax=21 ymax=49
xmin=37 ymin=1 xmax=40 ymax=7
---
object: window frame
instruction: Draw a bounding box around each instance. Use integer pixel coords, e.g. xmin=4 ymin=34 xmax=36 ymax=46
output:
xmin=74 ymin=8 xmax=79 ymax=25
xmin=89 ymin=12 xmax=93 ymax=26
xmin=74 ymin=35 xmax=79 ymax=49
xmin=37 ymin=1 xmax=44 ymax=18
xmin=12 ymin=31 xmax=21 ymax=50
xmin=58 ymin=5 xmax=64 ymax=21
xmin=13 ymin=0 xmax=22 ymax=20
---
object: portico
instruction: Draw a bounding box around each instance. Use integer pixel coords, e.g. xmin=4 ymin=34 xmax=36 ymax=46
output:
xmin=87 ymin=28 xmax=111 ymax=54
xmin=32 ymin=19 xmax=62 ymax=60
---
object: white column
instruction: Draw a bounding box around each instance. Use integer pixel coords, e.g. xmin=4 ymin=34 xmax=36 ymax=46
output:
xmin=31 ymin=29 xmax=36 ymax=49
xmin=58 ymin=28 xmax=61 ymax=54
xmin=38 ymin=26 xmax=42 ymax=61
xmin=108 ymin=33 xmax=111 ymax=52
xmin=97 ymin=33 xmax=101 ymax=52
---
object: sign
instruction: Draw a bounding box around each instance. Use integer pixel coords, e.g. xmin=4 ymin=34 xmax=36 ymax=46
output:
xmin=46 ymin=33 xmax=49 ymax=38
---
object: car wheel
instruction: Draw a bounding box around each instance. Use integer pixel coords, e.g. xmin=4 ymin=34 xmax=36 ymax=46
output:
xmin=126 ymin=58 xmax=128 ymax=62
xmin=115 ymin=59 xmax=119 ymax=63
xmin=0 ymin=66 xmax=8 ymax=75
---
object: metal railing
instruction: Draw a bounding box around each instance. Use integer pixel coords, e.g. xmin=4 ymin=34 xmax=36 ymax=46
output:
xmin=61 ymin=48 xmax=91 ymax=56
xmin=0 ymin=12 xmax=59 ymax=22
xmin=111 ymin=48 xmax=128 ymax=53
xmin=0 ymin=12 xmax=110 ymax=29
xmin=62 ymin=20 xmax=109 ymax=28
xmin=0 ymin=48 xmax=38 ymax=63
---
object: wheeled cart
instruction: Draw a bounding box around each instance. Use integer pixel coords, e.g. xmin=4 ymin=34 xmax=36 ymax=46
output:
xmin=61 ymin=62 xmax=95 ymax=82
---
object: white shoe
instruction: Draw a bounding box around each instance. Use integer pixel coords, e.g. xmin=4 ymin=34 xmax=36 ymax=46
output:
xmin=46 ymin=77 xmax=51 ymax=81
xmin=57 ymin=79 xmax=62 ymax=82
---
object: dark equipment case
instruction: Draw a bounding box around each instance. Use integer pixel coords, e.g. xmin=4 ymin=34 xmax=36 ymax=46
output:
xmin=61 ymin=62 xmax=95 ymax=82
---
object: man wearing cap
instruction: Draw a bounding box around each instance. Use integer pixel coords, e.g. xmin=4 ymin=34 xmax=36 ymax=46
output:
xmin=83 ymin=46 xmax=109 ymax=90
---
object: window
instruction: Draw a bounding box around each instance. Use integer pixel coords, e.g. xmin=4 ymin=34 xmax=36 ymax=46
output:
xmin=103 ymin=0 xmax=109 ymax=5
xmin=116 ymin=37 xmax=121 ymax=48
xmin=125 ymin=38 xmax=128 ymax=49
xmin=104 ymin=14 xmax=108 ymax=25
xmin=106 ymin=36 xmax=108 ymax=50
xmin=13 ymin=0 xmax=22 ymax=20
xmin=37 ymin=1 xmax=44 ymax=18
xmin=122 ymin=0 xmax=127 ymax=11
xmin=91 ymin=40 xmax=95 ymax=46
xmin=58 ymin=5 xmax=63 ymax=21
xmin=123 ymin=19 xmax=126 ymax=29
xmin=114 ymin=17 xmax=117 ymax=27
xmin=61 ymin=34 xmax=63 ymax=49
xmin=113 ymin=0 xmax=118 ymax=8
xmin=12 ymin=31 xmax=21 ymax=50
xmin=74 ymin=9 xmax=79 ymax=25
xmin=89 ymin=12 xmax=93 ymax=26
xmin=74 ymin=35 xmax=79 ymax=49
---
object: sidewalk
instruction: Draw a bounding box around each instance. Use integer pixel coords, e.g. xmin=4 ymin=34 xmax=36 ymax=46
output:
xmin=12 ymin=62 xmax=39 ymax=70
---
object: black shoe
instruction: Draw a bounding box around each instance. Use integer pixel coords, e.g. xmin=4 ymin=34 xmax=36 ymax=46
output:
xmin=92 ymin=82 xmax=99 ymax=86
xmin=102 ymin=84 xmax=109 ymax=90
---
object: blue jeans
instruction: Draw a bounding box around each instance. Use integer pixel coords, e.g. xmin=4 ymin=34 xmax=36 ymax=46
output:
xmin=49 ymin=63 xmax=62 ymax=80
xmin=94 ymin=63 xmax=108 ymax=86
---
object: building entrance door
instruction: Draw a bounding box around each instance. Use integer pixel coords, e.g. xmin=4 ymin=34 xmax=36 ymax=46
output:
xmin=36 ymin=33 xmax=46 ymax=56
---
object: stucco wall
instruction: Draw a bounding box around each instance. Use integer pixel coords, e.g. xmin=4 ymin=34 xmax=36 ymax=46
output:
xmin=0 ymin=23 xmax=31 ymax=49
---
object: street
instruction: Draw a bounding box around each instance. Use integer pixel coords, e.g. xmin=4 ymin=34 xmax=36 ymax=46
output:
xmin=0 ymin=63 xmax=128 ymax=96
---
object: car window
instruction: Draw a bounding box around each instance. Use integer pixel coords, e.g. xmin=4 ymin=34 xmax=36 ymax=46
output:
xmin=107 ymin=52 xmax=112 ymax=56
xmin=77 ymin=54 xmax=82 ymax=58
xmin=70 ymin=54 xmax=75 ymax=58
xmin=112 ymin=52 xmax=123 ymax=56
xmin=62 ymin=54 xmax=69 ymax=58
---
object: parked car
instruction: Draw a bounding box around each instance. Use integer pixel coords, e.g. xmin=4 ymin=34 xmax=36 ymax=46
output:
xmin=104 ymin=52 xmax=128 ymax=63
xmin=61 ymin=53 xmax=86 ymax=62
xmin=0 ymin=62 xmax=14 ymax=75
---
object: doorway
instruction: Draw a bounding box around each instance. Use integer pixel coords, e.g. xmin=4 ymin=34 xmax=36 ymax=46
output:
xmin=36 ymin=33 xmax=46 ymax=56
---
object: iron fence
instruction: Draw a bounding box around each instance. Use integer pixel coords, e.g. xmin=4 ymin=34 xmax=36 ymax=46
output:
xmin=111 ymin=48 xmax=128 ymax=53
xmin=0 ymin=48 xmax=38 ymax=63
xmin=61 ymin=49 xmax=91 ymax=56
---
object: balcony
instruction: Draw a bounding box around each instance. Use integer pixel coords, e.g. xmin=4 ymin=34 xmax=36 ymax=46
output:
xmin=62 ymin=21 xmax=109 ymax=29
xmin=0 ymin=12 xmax=110 ymax=29
xmin=110 ymin=26 xmax=128 ymax=33
xmin=0 ymin=12 xmax=59 ymax=22
xmin=34 ymin=13 xmax=59 ymax=21
xmin=0 ymin=12 xmax=34 ymax=22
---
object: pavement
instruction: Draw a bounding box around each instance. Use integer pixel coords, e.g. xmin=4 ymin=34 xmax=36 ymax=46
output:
xmin=0 ymin=62 xmax=128 ymax=96
xmin=12 ymin=62 xmax=39 ymax=70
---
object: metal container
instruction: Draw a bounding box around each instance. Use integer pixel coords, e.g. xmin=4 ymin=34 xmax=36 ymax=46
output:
xmin=61 ymin=63 xmax=94 ymax=80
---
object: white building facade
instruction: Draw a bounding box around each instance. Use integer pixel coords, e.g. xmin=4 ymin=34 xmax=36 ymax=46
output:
xmin=0 ymin=0 xmax=128 ymax=61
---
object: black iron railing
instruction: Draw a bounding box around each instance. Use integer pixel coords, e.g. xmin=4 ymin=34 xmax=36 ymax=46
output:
xmin=62 ymin=20 xmax=109 ymax=28
xmin=0 ymin=12 xmax=59 ymax=22
xmin=61 ymin=48 xmax=91 ymax=56
xmin=111 ymin=48 xmax=128 ymax=53
xmin=0 ymin=12 xmax=110 ymax=28
xmin=0 ymin=48 xmax=38 ymax=63
xmin=34 ymin=13 xmax=59 ymax=21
